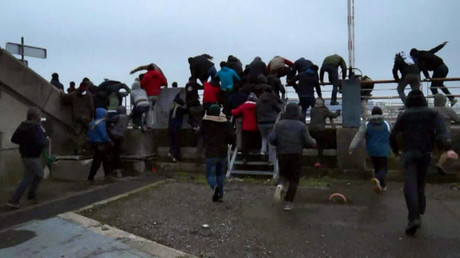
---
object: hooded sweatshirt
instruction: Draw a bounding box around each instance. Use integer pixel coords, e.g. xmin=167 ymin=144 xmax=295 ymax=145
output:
xmin=62 ymin=89 xmax=95 ymax=124
xmin=269 ymin=103 xmax=316 ymax=154
xmin=293 ymin=68 xmax=321 ymax=97
xmin=141 ymin=69 xmax=167 ymax=96
xmin=349 ymin=115 xmax=391 ymax=157
xmin=390 ymin=90 xmax=451 ymax=154
xmin=216 ymin=67 xmax=241 ymax=92
xmin=88 ymin=108 xmax=111 ymax=143
xmin=267 ymin=56 xmax=294 ymax=73
xmin=168 ymin=95 xmax=187 ymax=129
xmin=256 ymin=90 xmax=281 ymax=123
xmin=433 ymin=93 xmax=460 ymax=124
xmin=231 ymin=93 xmax=258 ymax=131
xmin=130 ymin=81 xmax=150 ymax=107
xmin=392 ymin=52 xmax=420 ymax=81
xmin=245 ymin=57 xmax=267 ymax=83
xmin=309 ymin=98 xmax=340 ymax=130
xmin=189 ymin=55 xmax=214 ymax=82
xmin=108 ymin=106 xmax=130 ymax=139
xmin=227 ymin=55 xmax=243 ymax=75
xmin=199 ymin=114 xmax=235 ymax=158
xmin=11 ymin=120 xmax=49 ymax=158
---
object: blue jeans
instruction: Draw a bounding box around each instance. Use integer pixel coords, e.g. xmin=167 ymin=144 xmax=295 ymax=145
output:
xmin=403 ymin=152 xmax=431 ymax=221
xmin=10 ymin=158 xmax=43 ymax=203
xmin=205 ymin=157 xmax=227 ymax=197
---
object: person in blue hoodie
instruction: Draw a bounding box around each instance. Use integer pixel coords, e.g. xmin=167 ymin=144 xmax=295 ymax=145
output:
xmin=288 ymin=65 xmax=322 ymax=119
xmin=349 ymin=106 xmax=392 ymax=193
xmin=87 ymin=108 xmax=113 ymax=183
xmin=215 ymin=61 xmax=241 ymax=116
xmin=7 ymin=107 xmax=49 ymax=209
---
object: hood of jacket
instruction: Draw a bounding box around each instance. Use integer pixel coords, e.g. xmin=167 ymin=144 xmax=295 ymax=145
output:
xmin=257 ymin=74 xmax=267 ymax=84
xmin=368 ymin=114 xmax=385 ymax=124
xmin=258 ymin=91 xmax=276 ymax=104
xmin=95 ymin=108 xmax=107 ymax=120
xmin=284 ymin=103 xmax=301 ymax=120
xmin=405 ymin=90 xmax=428 ymax=108
xmin=314 ymin=98 xmax=324 ymax=107
xmin=132 ymin=81 xmax=141 ymax=90
xmin=434 ymin=93 xmax=447 ymax=107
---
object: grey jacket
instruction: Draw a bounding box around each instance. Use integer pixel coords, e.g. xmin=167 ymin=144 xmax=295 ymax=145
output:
xmin=433 ymin=93 xmax=460 ymax=124
xmin=270 ymin=103 xmax=316 ymax=154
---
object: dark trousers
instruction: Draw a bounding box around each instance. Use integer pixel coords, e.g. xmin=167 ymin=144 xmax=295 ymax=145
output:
xmin=132 ymin=105 xmax=149 ymax=127
xmin=397 ymin=74 xmax=420 ymax=104
xmin=88 ymin=143 xmax=111 ymax=180
xmin=431 ymin=64 xmax=453 ymax=101
xmin=322 ymin=64 xmax=340 ymax=103
xmin=299 ymin=96 xmax=315 ymax=119
xmin=242 ymin=131 xmax=260 ymax=160
xmin=403 ymin=152 xmax=431 ymax=221
xmin=278 ymin=154 xmax=302 ymax=202
xmin=370 ymin=156 xmax=388 ymax=186
xmin=168 ymin=126 xmax=181 ymax=160
xmin=10 ymin=158 xmax=43 ymax=203
xmin=188 ymin=105 xmax=204 ymax=128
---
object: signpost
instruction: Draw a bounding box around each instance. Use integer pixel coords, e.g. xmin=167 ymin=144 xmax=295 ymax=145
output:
xmin=5 ymin=37 xmax=47 ymax=66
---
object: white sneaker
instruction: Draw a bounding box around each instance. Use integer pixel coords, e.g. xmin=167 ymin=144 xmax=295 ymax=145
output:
xmin=283 ymin=202 xmax=294 ymax=211
xmin=372 ymin=178 xmax=382 ymax=193
xmin=274 ymin=184 xmax=283 ymax=202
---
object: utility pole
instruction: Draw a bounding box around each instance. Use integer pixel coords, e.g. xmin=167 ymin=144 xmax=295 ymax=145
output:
xmin=347 ymin=0 xmax=355 ymax=78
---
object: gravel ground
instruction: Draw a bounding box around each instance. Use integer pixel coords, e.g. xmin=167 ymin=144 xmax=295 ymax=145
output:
xmin=80 ymin=176 xmax=460 ymax=258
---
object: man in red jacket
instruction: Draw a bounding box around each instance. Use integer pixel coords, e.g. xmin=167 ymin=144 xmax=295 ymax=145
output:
xmin=141 ymin=64 xmax=168 ymax=128
xmin=231 ymin=92 xmax=259 ymax=163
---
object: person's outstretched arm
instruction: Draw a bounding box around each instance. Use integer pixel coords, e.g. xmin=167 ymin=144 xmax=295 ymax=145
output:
xmin=429 ymin=41 xmax=448 ymax=53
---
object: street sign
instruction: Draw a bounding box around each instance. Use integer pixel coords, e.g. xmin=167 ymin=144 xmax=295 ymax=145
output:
xmin=6 ymin=42 xmax=47 ymax=59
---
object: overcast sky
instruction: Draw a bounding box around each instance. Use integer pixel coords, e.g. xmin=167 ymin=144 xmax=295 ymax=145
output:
xmin=2 ymin=0 xmax=459 ymax=98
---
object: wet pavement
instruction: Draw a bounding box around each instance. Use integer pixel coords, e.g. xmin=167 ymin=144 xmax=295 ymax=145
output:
xmin=80 ymin=177 xmax=460 ymax=257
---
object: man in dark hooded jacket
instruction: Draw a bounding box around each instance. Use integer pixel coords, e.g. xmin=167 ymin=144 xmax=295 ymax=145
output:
xmin=256 ymin=86 xmax=281 ymax=162
xmin=410 ymin=41 xmax=457 ymax=106
xmin=199 ymin=104 xmax=235 ymax=202
xmin=226 ymin=55 xmax=243 ymax=75
xmin=50 ymin=73 xmax=64 ymax=91
xmin=289 ymin=65 xmax=322 ymax=119
xmin=188 ymin=54 xmax=216 ymax=84
xmin=270 ymin=103 xmax=316 ymax=211
xmin=62 ymin=83 xmax=94 ymax=154
xmin=392 ymin=52 xmax=420 ymax=104
xmin=390 ymin=89 xmax=458 ymax=235
xmin=244 ymin=57 xmax=268 ymax=83
xmin=7 ymin=107 xmax=49 ymax=209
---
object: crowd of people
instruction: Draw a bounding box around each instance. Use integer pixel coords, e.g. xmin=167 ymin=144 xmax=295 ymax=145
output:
xmin=5 ymin=48 xmax=459 ymax=237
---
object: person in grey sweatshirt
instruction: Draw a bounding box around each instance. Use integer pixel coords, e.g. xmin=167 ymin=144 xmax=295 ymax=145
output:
xmin=270 ymin=103 xmax=316 ymax=211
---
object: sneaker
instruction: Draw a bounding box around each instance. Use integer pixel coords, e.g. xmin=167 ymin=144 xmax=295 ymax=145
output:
xmin=382 ymin=186 xmax=387 ymax=192
xmin=450 ymin=98 xmax=457 ymax=107
xmin=371 ymin=178 xmax=382 ymax=193
xmin=283 ymin=202 xmax=294 ymax=211
xmin=28 ymin=197 xmax=39 ymax=204
xmin=6 ymin=201 xmax=20 ymax=209
xmin=212 ymin=187 xmax=220 ymax=202
xmin=330 ymin=101 xmax=340 ymax=106
xmin=172 ymin=157 xmax=177 ymax=163
xmin=260 ymin=151 xmax=266 ymax=156
xmin=274 ymin=184 xmax=283 ymax=202
xmin=405 ymin=219 xmax=421 ymax=236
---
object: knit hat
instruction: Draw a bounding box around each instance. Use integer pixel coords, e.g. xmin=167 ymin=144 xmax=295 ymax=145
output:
xmin=208 ymin=104 xmax=221 ymax=116
xmin=247 ymin=92 xmax=258 ymax=102
xmin=371 ymin=106 xmax=383 ymax=115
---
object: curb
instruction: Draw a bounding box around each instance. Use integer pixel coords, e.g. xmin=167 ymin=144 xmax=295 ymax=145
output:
xmin=59 ymin=212 xmax=195 ymax=258
xmin=70 ymin=179 xmax=197 ymax=258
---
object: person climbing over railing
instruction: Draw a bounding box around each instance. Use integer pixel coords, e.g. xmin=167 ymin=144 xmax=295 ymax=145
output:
xmin=320 ymin=54 xmax=347 ymax=105
xmin=410 ymin=41 xmax=457 ymax=106
xmin=392 ymin=51 xmax=421 ymax=104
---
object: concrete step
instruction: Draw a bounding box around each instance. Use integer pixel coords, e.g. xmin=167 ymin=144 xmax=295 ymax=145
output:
xmin=229 ymin=170 xmax=274 ymax=176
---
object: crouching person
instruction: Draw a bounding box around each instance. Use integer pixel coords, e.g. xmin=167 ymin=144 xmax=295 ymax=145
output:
xmin=88 ymin=108 xmax=113 ymax=184
xmin=270 ymin=103 xmax=316 ymax=211
xmin=7 ymin=107 xmax=49 ymax=209
xmin=199 ymin=104 xmax=235 ymax=202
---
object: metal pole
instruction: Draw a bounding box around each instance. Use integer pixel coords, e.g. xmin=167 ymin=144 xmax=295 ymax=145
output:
xmin=347 ymin=0 xmax=355 ymax=78
xmin=21 ymin=37 xmax=24 ymax=62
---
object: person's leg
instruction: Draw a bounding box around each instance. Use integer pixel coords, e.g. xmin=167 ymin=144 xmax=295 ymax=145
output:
xmin=258 ymin=124 xmax=270 ymax=155
xmin=284 ymin=154 xmax=302 ymax=203
xmin=403 ymin=152 xmax=421 ymax=222
xmin=168 ymin=127 xmax=176 ymax=158
xmin=299 ymin=96 xmax=308 ymax=119
xmin=397 ymin=78 xmax=410 ymax=104
xmin=216 ymin=157 xmax=227 ymax=199
xmin=434 ymin=64 xmax=455 ymax=103
xmin=173 ymin=127 xmax=181 ymax=160
xmin=328 ymin=66 xmax=339 ymax=104
xmin=274 ymin=154 xmax=289 ymax=201
xmin=132 ymin=106 xmax=142 ymax=127
xmin=236 ymin=117 xmax=243 ymax=151
xmin=408 ymin=74 xmax=421 ymax=91
xmin=9 ymin=158 xmax=40 ymax=204
xmin=205 ymin=158 xmax=217 ymax=190
xmin=207 ymin=65 xmax=217 ymax=81
xmin=417 ymin=154 xmax=431 ymax=216
xmin=26 ymin=158 xmax=44 ymax=200
xmin=88 ymin=145 xmax=102 ymax=181
xmin=241 ymin=131 xmax=250 ymax=162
